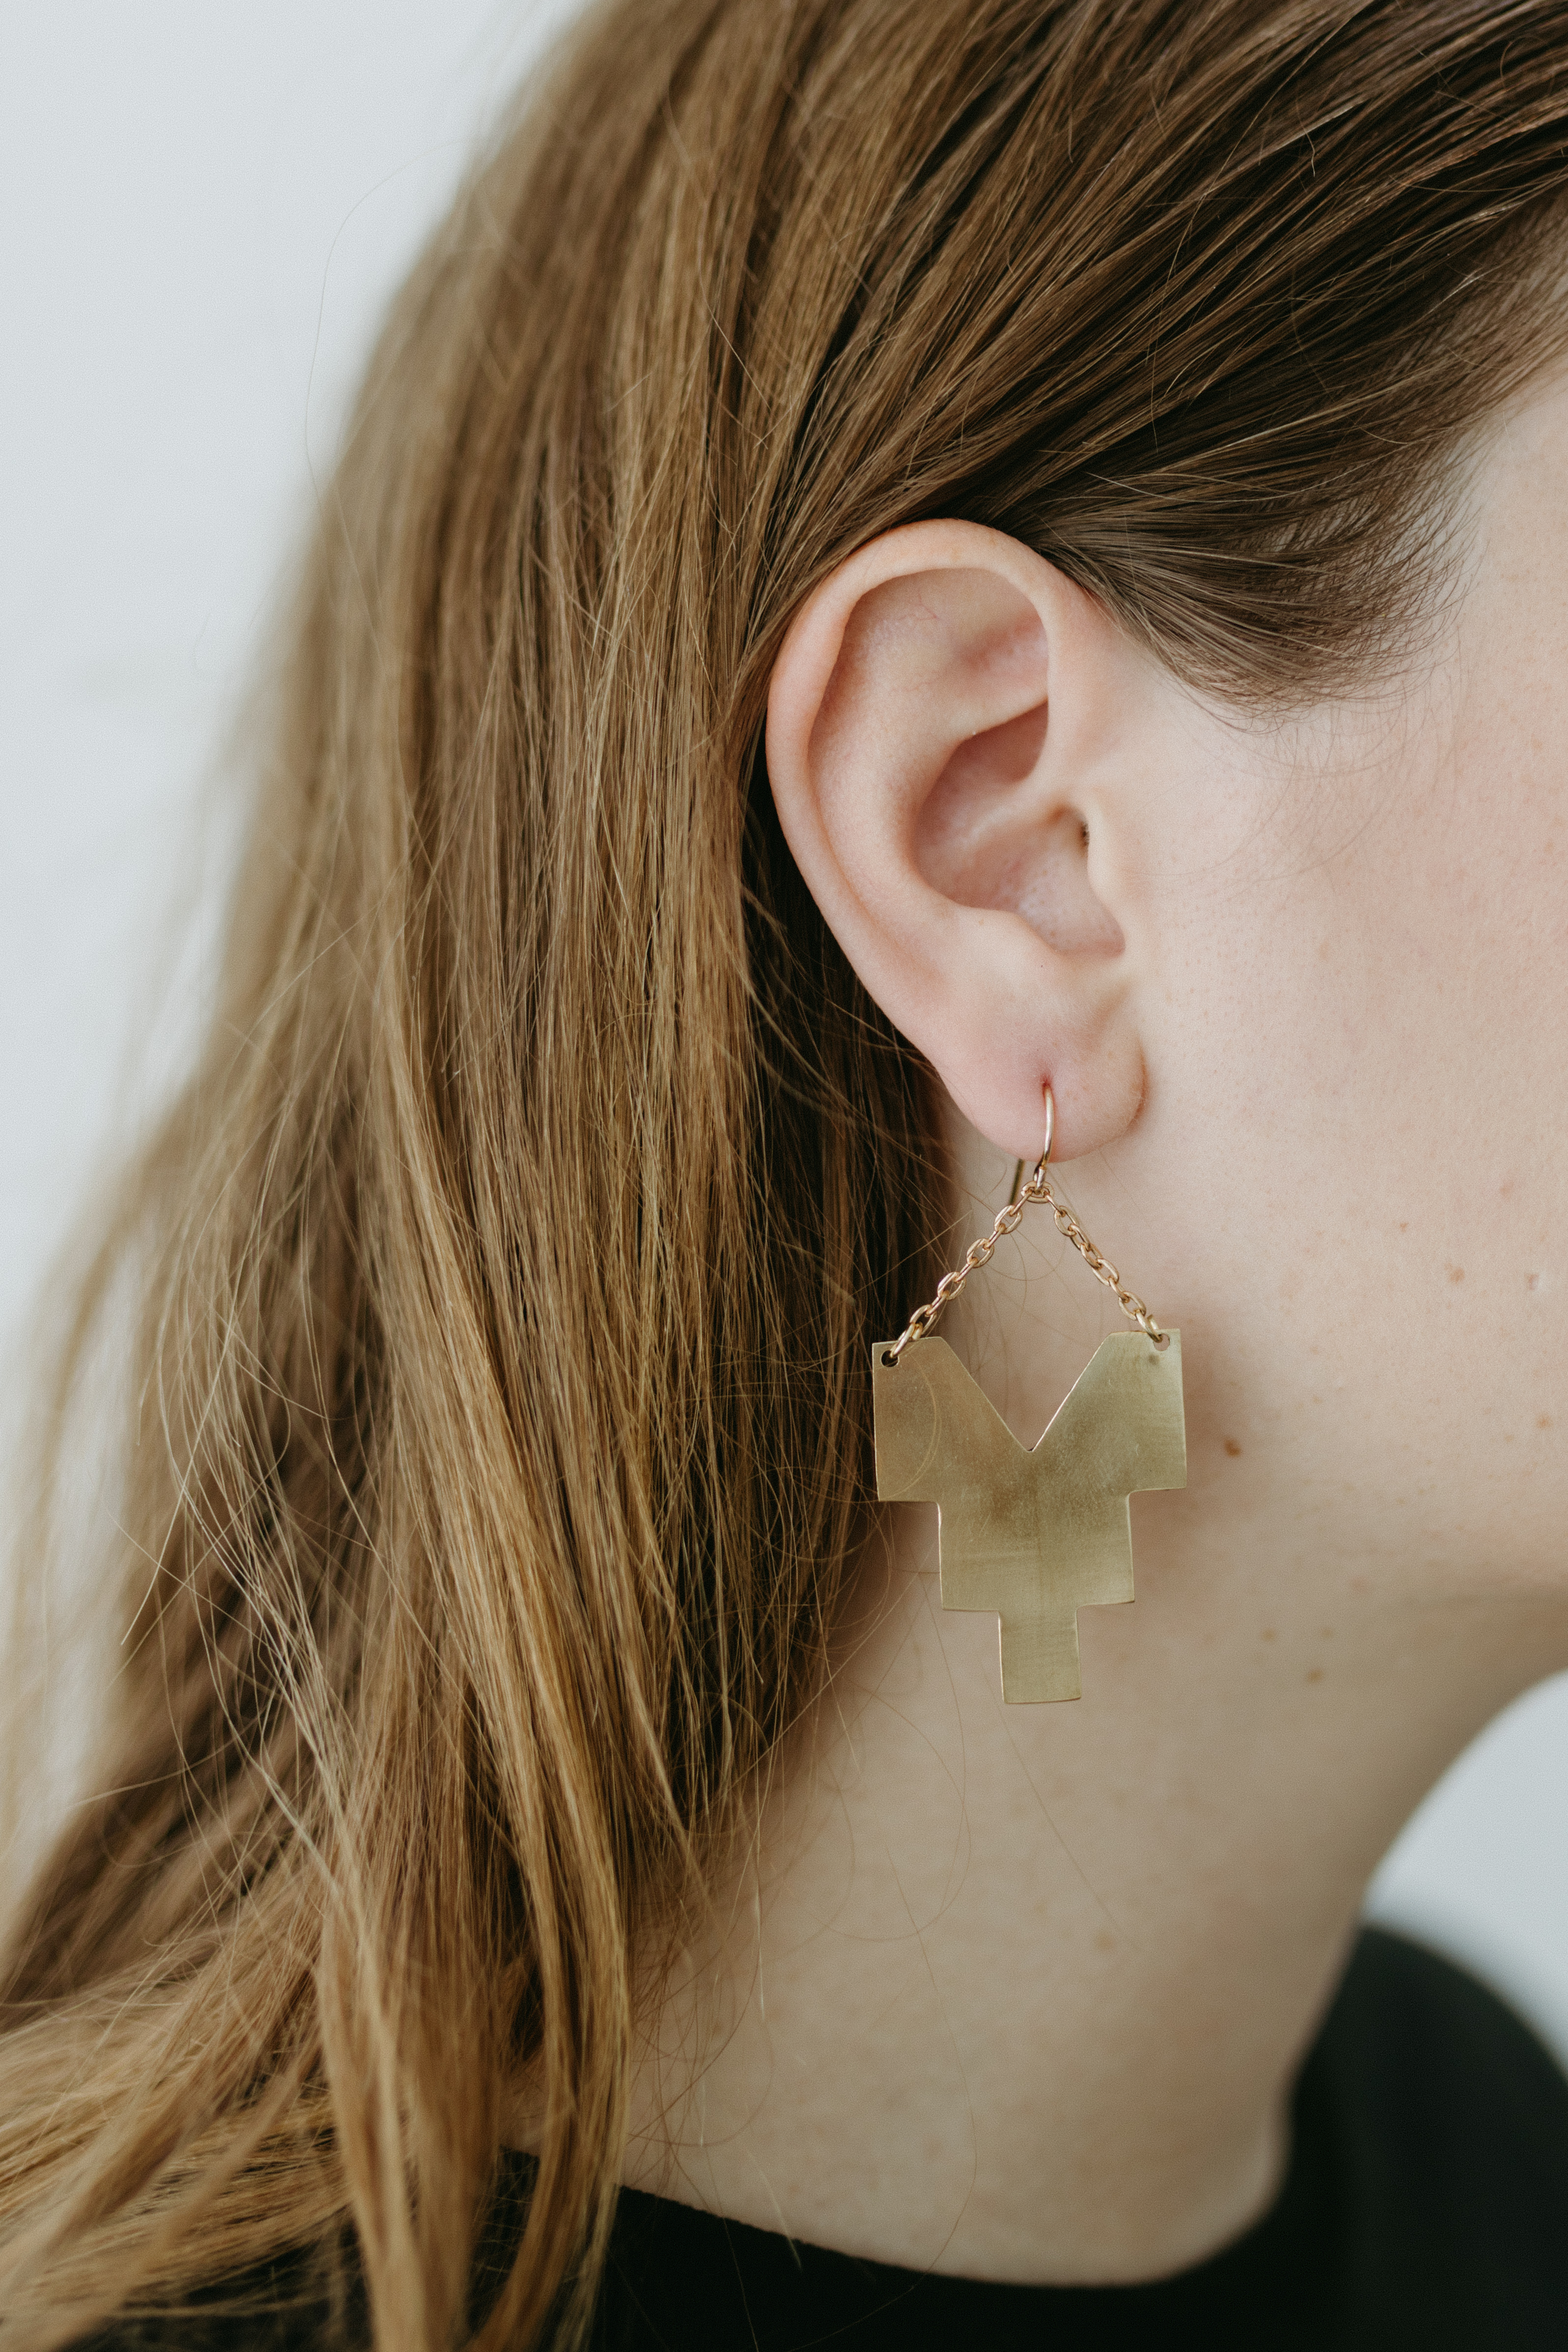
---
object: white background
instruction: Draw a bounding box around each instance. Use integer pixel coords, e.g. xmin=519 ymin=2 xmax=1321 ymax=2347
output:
xmin=3 ymin=1 xmax=1566 ymax=2051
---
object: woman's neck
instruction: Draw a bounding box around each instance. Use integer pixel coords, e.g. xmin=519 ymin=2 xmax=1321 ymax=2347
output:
xmin=615 ymin=1134 xmax=1568 ymax=2281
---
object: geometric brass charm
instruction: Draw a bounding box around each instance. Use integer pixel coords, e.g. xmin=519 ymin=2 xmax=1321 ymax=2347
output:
xmin=873 ymin=1330 xmax=1186 ymax=1703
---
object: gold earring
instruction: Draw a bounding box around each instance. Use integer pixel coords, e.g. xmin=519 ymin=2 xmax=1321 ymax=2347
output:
xmin=872 ymin=1084 xmax=1185 ymax=1704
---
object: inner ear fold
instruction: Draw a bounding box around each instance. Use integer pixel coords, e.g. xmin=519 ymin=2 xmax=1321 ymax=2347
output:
xmin=914 ymin=700 xmax=1125 ymax=957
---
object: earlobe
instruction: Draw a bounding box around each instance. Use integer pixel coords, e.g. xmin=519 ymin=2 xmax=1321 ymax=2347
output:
xmin=765 ymin=520 xmax=1147 ymax=1164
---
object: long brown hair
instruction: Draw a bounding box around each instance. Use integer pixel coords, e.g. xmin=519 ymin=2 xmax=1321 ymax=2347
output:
xmin=5 ymin=1 xmax=1568 ymax=2344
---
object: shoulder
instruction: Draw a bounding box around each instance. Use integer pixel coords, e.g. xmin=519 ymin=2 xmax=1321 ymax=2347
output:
xmin=67 ymin=1932 xmax=1568 ymax=2351
xmin=1262 ymin=1925 xmax=1568 ymax=2346
xmin=1318 ymin=1923 xmax=1568 ymax=2169
xmin=593 ymin=1930 xmax=1568 ymax=2351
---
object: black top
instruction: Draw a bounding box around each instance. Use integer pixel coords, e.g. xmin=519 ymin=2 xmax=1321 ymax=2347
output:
xmin=79 ymin=1929 xmax=1568 ymax=2350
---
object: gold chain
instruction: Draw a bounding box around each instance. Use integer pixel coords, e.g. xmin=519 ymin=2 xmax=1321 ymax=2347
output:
xmin=882 ymin=1095 xmax=1166 ymax=1365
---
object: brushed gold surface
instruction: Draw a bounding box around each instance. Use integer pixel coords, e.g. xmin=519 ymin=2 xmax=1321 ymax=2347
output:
xmin=873 ymin=1331 xmax=1186 ymax=1702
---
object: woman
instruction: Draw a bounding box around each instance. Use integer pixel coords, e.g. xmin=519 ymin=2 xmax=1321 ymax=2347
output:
xmin=5 ymin=0 xmax=1568 ymax=2344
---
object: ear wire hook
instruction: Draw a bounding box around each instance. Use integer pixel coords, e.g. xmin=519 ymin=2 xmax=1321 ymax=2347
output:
xmin=883 ymin=1081 xmax=1166 ymax=1365
xmin=1008 ymin=1081 xmax=1055 ymax=1208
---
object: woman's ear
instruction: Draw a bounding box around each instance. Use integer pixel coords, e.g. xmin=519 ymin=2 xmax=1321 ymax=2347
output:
xmin=766 ymin=520 xmax=1153 ymax=1163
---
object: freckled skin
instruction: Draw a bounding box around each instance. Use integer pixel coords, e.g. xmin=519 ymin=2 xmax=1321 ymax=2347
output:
xmin=625 ymin=377 xmax=1568 ymax=2288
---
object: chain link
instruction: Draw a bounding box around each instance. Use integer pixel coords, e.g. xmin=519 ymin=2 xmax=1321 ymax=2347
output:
xmin=882 ymin=1106 xmax=1166 ymax=1365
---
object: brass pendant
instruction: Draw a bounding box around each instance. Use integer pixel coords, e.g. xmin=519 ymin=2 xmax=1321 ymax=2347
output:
xmin=873 ymin=1329 xmax=1186 ymax=1702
